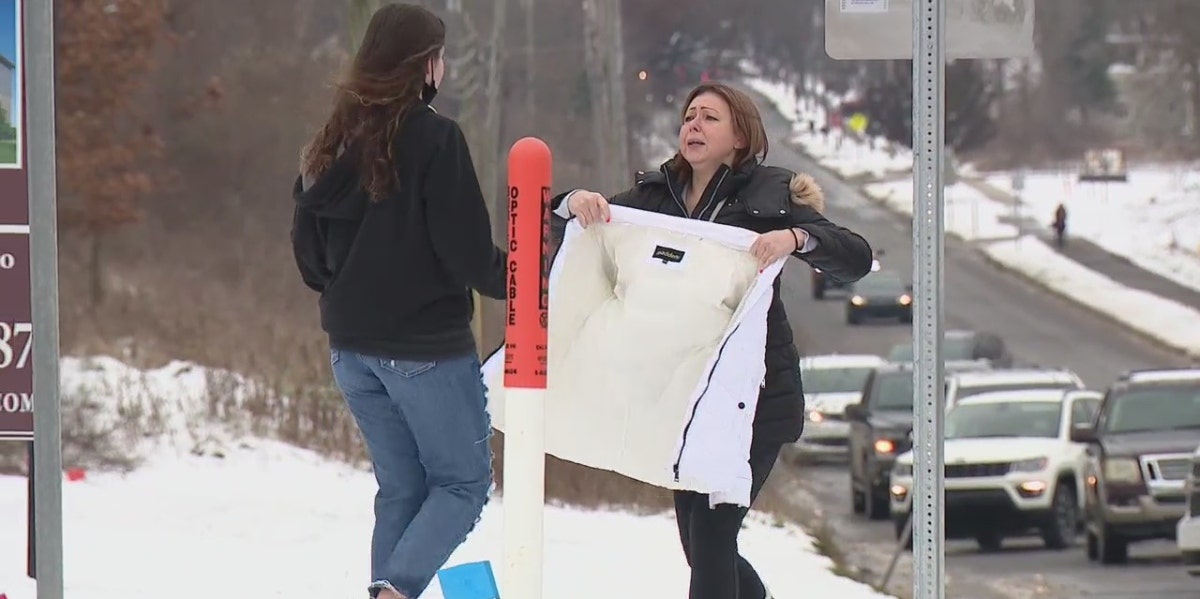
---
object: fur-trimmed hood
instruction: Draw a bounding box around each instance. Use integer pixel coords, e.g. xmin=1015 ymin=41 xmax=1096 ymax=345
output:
xmin=788 ymin=172 xmax=824 ymax=213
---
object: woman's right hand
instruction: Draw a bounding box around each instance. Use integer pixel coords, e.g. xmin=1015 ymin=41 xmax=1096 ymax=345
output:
xmin=567 ymin=190 xmax=611 ymax=228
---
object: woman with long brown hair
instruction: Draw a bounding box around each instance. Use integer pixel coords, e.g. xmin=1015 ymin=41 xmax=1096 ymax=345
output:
xmin=554 ymin=81 xmax=873 ymax=598
xmin=291 ymin=4 xmax=505 ymax=598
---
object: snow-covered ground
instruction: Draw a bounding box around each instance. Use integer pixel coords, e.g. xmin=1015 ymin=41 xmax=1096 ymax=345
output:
xmin=983 ymin=237 xmax=1200 ymax=357
xmin=860 ymin=178 xmax=1021 ymax=242
xmin=745 ymin=77 xmax=914 ymax=180
xmin=745 ymin=76 xmax=1200 ymax=359
xmin=986 ymin=168 xmax=1200 ymax=294
xmin=1 ymin=357 xmax=894 ymax=599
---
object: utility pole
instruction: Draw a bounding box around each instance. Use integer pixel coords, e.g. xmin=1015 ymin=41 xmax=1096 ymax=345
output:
xmin=582 ymin=0 xmax=630 ymax=194
xmin=443 ymin=0 xmax=509 ymax=351
xmin=606 ymin=0 xmax=630 ymax=190
xmin=525 ymin=0 xmax=536 ymax=125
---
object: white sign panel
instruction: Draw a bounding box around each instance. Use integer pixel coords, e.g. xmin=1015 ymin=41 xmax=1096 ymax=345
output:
xmin=825 ymin=0 xmax=1035 ymax=60
xmin=841 ymin=0 xmax=889 ymax=13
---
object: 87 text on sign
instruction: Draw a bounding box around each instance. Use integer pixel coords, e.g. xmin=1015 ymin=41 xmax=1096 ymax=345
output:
xmin=0 ymin=232 xmax=34 ymax=440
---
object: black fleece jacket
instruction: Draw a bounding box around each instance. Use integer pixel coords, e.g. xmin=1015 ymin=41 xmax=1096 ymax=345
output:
xmin=291 ymin=105 xmax=506 ymax=360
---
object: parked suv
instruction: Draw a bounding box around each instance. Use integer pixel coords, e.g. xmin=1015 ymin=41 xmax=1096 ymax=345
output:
xmin=1074 ymin=368 xmax=1200 ymax=564
xmin=945 ymin=368 xmax=1085 ymax=410
xmin=844 ymin=363 xmax=920 ymax=519
xmin=890 ymin=389 xmax=1101 ymax=551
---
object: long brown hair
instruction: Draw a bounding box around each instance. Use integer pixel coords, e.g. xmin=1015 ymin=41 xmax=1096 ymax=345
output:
xmin=668 ymin=82 xmax=770 ymax=181
xmin=300 ymin=3 xmax=445 ymax=201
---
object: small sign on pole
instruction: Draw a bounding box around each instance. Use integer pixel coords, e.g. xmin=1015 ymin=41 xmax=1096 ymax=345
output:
xmin=1078 ymin=148 xmax=1128 ymax=183
xmin=502 ymin=137 xmax=552 ymax=599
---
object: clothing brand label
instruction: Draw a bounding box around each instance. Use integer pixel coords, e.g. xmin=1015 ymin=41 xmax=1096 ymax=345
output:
xmin=651 ymin=245 xmax=685 ymax=264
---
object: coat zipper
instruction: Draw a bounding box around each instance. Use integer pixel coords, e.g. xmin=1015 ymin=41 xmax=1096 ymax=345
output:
xmin=673 ymin=321 xmax=743 ymax=482
xmin=696 ymin=169 xmax=730 ymax=220
xmin=665 ymin=167 xmax=729 ymax=221
xmin=664 ymin=173 xmax=688 ymax=217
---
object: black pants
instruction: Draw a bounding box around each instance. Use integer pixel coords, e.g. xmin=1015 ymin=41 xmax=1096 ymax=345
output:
xmin=673 ymin=441 xmax=783 ymax=599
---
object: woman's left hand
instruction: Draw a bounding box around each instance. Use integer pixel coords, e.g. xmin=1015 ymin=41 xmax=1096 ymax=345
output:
xmin=749 ymin=228 xmax=806 ymax=270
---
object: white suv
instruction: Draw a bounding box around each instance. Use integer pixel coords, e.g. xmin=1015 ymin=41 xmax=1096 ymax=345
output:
xmin=890 ymin=388 xmax=1102 ymax=551
xmin=796 ymin=354 xmax=887 ymax=456
xmin=945 ymin=368 xmax=1085 ymax=410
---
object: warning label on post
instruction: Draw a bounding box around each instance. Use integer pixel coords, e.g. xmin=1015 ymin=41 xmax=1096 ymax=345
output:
xmin=841 ymin=0 xmax=888 ymax=12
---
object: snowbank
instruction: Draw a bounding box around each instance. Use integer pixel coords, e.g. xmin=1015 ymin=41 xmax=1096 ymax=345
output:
xmin=985 ymin=168 xmax=1200 ymax=295
xmin=983 ymin=236 xmax=1200 ymax=358
xmin=861 ymin=179 xmax=1020 ymax=241
xmin=1 ymin=358 xmax=895 ymax=599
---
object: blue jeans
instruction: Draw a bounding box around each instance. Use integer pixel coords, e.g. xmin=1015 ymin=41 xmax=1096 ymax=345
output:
xmin=331 ymin=349 xmax=493 ymax=598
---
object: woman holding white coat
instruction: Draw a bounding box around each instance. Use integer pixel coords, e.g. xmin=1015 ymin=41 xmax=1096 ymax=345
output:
xmin=549 ymin=82 xmax=874 ymax=599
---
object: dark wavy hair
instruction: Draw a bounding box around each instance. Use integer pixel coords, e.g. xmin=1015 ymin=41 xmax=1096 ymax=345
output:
xmin=301 ymin=3 xmax=445 ymax=201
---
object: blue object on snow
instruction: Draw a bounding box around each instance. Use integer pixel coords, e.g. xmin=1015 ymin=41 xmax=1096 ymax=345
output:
xmin=437 ymin=561 xmax=500 ymax=599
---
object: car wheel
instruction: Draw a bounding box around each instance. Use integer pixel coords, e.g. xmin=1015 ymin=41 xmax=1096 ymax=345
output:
xmin=865 ymin=484 xmax=890 ymax=520
xmin=1041 ymin=483 xmax=1078 ymax=549
xmin=851 ymin=478 xmax=865 ymax=515
xmin=1097 ymin=524 xmax=1129 ymax=565
xmin=975 ymin=530 xmax=1002 ymax=552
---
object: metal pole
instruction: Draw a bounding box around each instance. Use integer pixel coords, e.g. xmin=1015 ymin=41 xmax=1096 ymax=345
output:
xmin=911 ymin=0 xmax=945 ymax=597
xmin=27 ymin=0 xmax=65 ymax=597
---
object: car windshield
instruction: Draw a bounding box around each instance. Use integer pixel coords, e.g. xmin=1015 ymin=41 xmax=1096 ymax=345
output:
xmin=1103 ymin=386 xmax=1200 ymax=433
xmin=954 ymin=381 xmax=1075 ymax=402
xmin=802 ymin=366 xmax=876 ymax=394
xmin=945 ymin=400 xmax=1062 ymax=439
xmin=887 ymin=336 xmax=974 ymax=362
xmin=873 ymin=372 xmax=914 ymax=410
xmin=853 ymin=273 xmax=905 ymax=294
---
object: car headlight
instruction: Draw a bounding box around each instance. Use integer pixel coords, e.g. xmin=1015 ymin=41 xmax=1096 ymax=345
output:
xmin=898 ymin=294 xmax=912 ymax=305
xmin=850 ymin=295 xmax=866 ymax=306
xmin=1103 ymin=458 xmax=1142 ymax=483
xmin=1011 ymin=457 xmax=1048 ymax=473
xmin=893 ymin=463 xmax=913 ymax=477
xmin=807 ymin=410 xmax=825 ymax=423
xmin=874 ymin=438 xmax=895 ymax=454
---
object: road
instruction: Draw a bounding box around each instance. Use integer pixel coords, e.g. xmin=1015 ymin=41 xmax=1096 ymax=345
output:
xmin=758 ymin=103 xmax=1199 ymax=598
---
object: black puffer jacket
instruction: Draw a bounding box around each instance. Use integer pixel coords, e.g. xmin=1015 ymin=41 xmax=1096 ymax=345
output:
xmin=550 ymin=159 xmax=873 ymax=444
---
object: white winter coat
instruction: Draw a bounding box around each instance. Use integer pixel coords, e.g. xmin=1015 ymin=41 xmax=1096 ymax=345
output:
xmin=483 ymin=206 xmax=786 ymax=507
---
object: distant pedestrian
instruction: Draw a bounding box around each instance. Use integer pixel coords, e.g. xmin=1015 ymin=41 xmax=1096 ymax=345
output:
xmin=1052 ymin=203 xmax=1067 ymax=248
xmin=291 ymin=4 xmax=505 ymax=598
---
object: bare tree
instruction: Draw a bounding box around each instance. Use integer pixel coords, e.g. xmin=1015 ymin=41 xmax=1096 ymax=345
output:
xmin=582 ymin=0 xmax=630 ymax=195
xmin=57 ymin=0 xmax=169 ymax=308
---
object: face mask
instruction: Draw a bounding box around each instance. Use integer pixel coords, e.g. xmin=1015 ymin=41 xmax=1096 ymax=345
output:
xmin=421 ymin=80 xmax=439 ymax=105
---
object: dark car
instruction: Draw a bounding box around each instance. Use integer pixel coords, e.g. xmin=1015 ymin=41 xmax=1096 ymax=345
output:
xmin=886 ymin=329 xmax=1013 ymax=368
xmin=1073 ymin=369 xmax=1200 ymax=564
xmin=845 ymin=270 xmax=912 ymax=325
xmin=813 ymin=248 xmax=883 ymax=299
xmin=844 ymin=363 xmax=920 ymax=519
